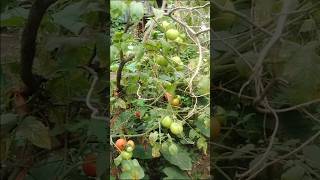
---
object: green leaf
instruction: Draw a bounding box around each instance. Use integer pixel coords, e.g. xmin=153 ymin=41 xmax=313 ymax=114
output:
xmin=88 ymin=120 xmax=107 ymax=142
xmin=16 ymin=116 xmax=51 ymax=149
xmin=0 ymin=113 xmax=18 ymax=131
xmin=281 ymin=165 xmax=305 ymax=180
xmin=52 ymin=2 xmax=88 ymax=34
xmin=161 ymin=147 xmax=192 ymax=170
xmin=120 ymin=159 xmax=145 ymax=180
xmin=96 ymin=151 xmax=107 ymax=176
xmin=303 ymin=145 xmax=320 ymax=169
xmin=129 ymin=1 xmax=144 ymax=23
xmin=114 ymin=154 xmax=122 ymax=166
xmin=163 ymin=166 xmax=190 ymax=180
xmin=111 ymin=1 xmax=127 ymax=19
xmin=133 ymin=145 xmax=153 ymax=159
xmin=275 ymin=41 xmax=320 ymax=105
xmin=0 ymin=7 xmax=29 ymax=27
xmin=152 ymin=7 xmax=163 ymax=19
xmin=115 ymin=98 xmax=127 ymax=109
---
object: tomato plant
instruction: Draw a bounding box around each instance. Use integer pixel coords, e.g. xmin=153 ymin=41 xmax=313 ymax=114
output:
xmin=110 ymin=0 xmax=209 ymax=179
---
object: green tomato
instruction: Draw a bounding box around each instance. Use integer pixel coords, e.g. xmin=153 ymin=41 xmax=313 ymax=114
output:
xmin=168 ymin=143 xmax=178 ymax=155
xmin=166 ymin=29 xmax=179 ymax=40
xmin=176 ymin=65 xmax=184 ymax=71
xmin=161 ymin=116 xmax=173 ymax=128
xmin=121 ymin=151 xmax=132 ymax=160
xmin=179 ymin=33 xmax=186 ymax=39
xmin=161 ymin=21 xmax=170 ymax=30
xmin=161 ymin=142 xmax=169 ymax=151
xmin=174 ymin=37 xmax=183 ymax=43
xmin=126 ymin=146 xmax=134 ymax=152
xmin=170 ymin=122 xmax=183 ymax=135
xmin=155 ymin=55 xmax=168 ymax=66
xmin=171 ymin=56 xmax=183 ymax=66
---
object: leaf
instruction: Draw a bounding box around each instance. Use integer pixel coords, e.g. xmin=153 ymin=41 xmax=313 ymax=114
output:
xmin=0 ymin=7 xmax=29 ymax=27
xmin=16 ymin=116 xmax=51 ymax=149
xmin=133 ymin=145 xmax=153 ymax=159
xmin=52 ymin=2 xmax=88 ymax=34
xmin=88 ymin=120 xmax=107 ymax=142
xmin=275 ymin=41 xmax=320 ymax=105
xmin=302 ymin=145 xmax=320 ymax=169
xmin=110 ymin=1 xmax=127 ymax=19
xmin=300 ymin=19 xmax=316 ymax=32
xmin=96 ymin=151 xmax=107 ymax=176
xmin=120 ymin=159 xmax=145 ymax=180
xmin=129 ymin=1 xmax=144 ymax=23
xmin=115 ymin=98 xmax=127 ymax=109
xmin=281 ymin=165 xmax=305 ymax=180
xmin=152 ymin=7 xmax=163 ymax=19
xmin=163 ymin=166 xmax=190 ymax=180
xmin=0 ymin=113 xmax=18 ymax=131
xmin=161 ymin=147 xmax=192 ymax=170
xmin=230 ymin=144 xmax=255 ymax=160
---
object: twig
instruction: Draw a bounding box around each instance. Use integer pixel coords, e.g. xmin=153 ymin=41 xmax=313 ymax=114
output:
xmin=246 ymin=130 xmax=320 ymax=180
xmin=237 ymin=99 xmax=280 ymax=179
xmin=211 ymin=1 xmax=272 ymax=36
xmin=78 ymin=66 xmax=107 ymax=122
xmin=239 ymin=0 xmax=290 ymax=98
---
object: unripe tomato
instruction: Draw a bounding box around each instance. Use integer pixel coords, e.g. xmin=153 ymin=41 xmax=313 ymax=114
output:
xmin=127 ymin=140 xmax=135 ymax=149
xmin=171 ymin=98 xmax=180 ymax=107
xmin=156 ymin=55 xmax=168 ymax=66
xmin=166 ymin=29 xmax=179 ymax=40
xmin=161 ymin=116 xmax=173 ymax=128
xmin=171 ymin=56 xmax=183 ymax=66
xmin=115 ymin=138 xmax=127 ymax=151
xmin=213 ymin=13 xmax=235 ymax=31
xmin=82 ymin=153 xmax=97 ymax=177
xmin=161 ymin=21 xmax=170 ymax=30
xmin=176 ymin=65 xmax=184 ymax=71
xmin=170 ymin=122 xmax=183 ymax=135
xmin=174 ymin=37 xmax=183 ymax=43
xmin=121 ymin=151 xmax=133 ymax=160
xmin=126 ymin=146 xmax=134 ymax=152
xmin=169 ymin=143 xmax=178 ymax=155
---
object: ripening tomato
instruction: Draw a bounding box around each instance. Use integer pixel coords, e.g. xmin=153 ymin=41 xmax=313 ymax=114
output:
xmin=171 ymin=98 xmax=180 ymax=107
xmin=164 ymin=92 xmax=173 ymax=102
xmin=115 ymin=138 xmax=127 ymax=151
xmin=82 ymin=153 xmax=97 ymax=177
xmin=135 ymin=111 xmax=141 ymax=119
xmin=127 ymin=140 xmax=135 ymax=149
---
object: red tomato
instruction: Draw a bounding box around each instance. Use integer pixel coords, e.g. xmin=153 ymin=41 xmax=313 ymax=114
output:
xmin=82 ymin=154 xmax=97 ymax=177
xmin=135 ymin=111 xmax=141 ymax=119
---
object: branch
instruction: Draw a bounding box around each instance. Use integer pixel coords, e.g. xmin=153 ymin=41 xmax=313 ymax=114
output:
xmin=211 ymin=1 xmax=272 ymax=36
xmin=246 ymin=130 xmax=320 ymax=180
xmin=79 ymin=66 xmax=107 ymax=122
xmin=20 ymin=0 xmax=57 ymax=95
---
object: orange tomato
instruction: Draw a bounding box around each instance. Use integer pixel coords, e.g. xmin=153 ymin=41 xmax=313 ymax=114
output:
xmin=115 ymin=138 xmax=127 ymax=151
